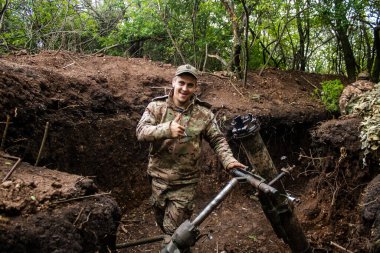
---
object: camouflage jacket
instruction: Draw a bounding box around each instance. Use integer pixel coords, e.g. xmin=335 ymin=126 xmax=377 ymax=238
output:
xmin=136 ymin=94 xmax=237 ymax=185
xmin=339 ymin=80 xmax=375 ymax=115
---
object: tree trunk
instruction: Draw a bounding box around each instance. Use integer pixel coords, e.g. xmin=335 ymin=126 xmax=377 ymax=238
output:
xmin=295 ymin=0 xmax=306 ymax=71
xmin=336 ymin=28 xmax=357 ymax=81
xmin=241 ymin=0 xmax=249 ymax=87
xmin=221 ymin=0 xmax=242 ymax=77
xmin=362 ymin=21 xmax=372 ymax=73
xmin=129 ymin=40 xmax=143 ymax=57
xmin=372 ymin=25 xmax=380 ymax=83
xmin=0 ymin=0 xmax=9 ymax=31
xmin=250 ymin=28 xmax=280 ymax=67
xmin=192 ymin=0 xmax=200 ymax=67
xmin=333 ymin=0 xmax=357 ymax=82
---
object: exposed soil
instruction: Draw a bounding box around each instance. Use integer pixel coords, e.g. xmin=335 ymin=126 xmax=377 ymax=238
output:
xmin=0 ymin=50 xmax=378 ymax=253
xmin=0 ymin=152 xmax=121 ymax=253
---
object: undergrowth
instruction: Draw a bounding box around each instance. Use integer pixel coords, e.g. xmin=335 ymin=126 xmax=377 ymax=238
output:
xmin=313 ymin=79 xmax=344 ymax=112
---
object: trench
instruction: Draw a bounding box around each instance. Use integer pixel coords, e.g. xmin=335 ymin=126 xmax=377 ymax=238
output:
xmin=3 ymin=61 xmax=359 ymax=251
xmin=0 ymin=64 xmax=333 ymax=251
xmin=2 ymin=108 xmax=320 ymax=210
xmin=2 ymin=54 xmax=377 ymax=252
xmin=4 ymin=98 xmax=376 ymax=252
xmin=2 ymin=111 xmax=318 ymax=253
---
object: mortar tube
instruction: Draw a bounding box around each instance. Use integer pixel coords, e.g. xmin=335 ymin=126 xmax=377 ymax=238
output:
xmin=192 ymin=177 xmax=241 ymax=227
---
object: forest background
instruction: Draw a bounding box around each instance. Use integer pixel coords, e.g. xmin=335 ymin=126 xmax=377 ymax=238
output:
xmin=0 ymin=0 xmax=379 ymax=83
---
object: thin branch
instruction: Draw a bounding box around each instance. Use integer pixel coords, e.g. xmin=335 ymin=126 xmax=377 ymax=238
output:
xmin=229 ymin=80 xmax=244 ymax=97
xmin=52 ymin=192 xmax=111 ymax=204
xmin=2 ymin=156 xmax=22 ymax=183
xmin=1 ymin=115 xmax=10 ymax=150
xmin=359 ymin=195 xmax=380 ymax=207
xmin=35 ymin=122 xmax=50 ymax=167
xmin=203 ymin=43 xmax=208 ymax=71
xmin=300 ymin=75 xmax=319 ymax=90
xmin=73 ymin=207 xmax=85 ymax=226
xmin=208 ymin=54 xmax=228 ymax=67
xmin=94 ymin=43 xmax=120 ymax=54
xmin=330 ymin=241 xmax=354 ymax=253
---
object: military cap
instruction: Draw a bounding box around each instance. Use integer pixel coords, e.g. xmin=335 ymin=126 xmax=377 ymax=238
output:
xmin=175 ymin=64 xmax=198 ymax=79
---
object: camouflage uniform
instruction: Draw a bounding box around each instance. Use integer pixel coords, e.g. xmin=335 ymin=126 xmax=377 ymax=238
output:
xmin=339 ymin=79 xmax=374 ymax=115
xmin=136 ymin=93 xmax=238 ymax=234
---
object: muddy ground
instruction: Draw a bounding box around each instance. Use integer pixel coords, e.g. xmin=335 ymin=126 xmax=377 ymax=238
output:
xmin=0 ymin=50 xmax=378 ymax=252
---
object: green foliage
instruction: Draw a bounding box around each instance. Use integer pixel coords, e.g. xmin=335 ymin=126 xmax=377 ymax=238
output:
xmin=0 ymin=0 xmax=377 ymax=75
xmin=314 ymin=79 xmax=344 ymax=112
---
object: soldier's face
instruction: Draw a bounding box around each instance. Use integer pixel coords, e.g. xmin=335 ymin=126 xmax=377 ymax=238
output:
xmin=172 ymin=74 xmax=197 ymax=107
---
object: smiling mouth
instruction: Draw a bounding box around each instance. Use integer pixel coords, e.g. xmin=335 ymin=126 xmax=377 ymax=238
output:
xmin=179 ymin=92 xmax=190 ymax=97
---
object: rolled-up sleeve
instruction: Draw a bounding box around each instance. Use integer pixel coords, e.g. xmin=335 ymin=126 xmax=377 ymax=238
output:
xmin=204 ymin=114 xmax=237 ymax=169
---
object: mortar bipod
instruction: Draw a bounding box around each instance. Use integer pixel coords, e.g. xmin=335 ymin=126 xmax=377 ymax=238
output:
xmin=115 ymin=176 xmax=244 ymax=251
xmin=116 ymin=169 xmax=311 ymax=253
xmin=161 ymin=169 xmax=283 ymax=253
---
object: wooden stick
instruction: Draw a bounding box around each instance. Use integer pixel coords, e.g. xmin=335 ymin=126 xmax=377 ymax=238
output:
xmin=73 ymin=207 xmax=85 ymax=226
xmin=35 ymin=122 xmax=49 ymax=167
xmin=301 ymin=75 xmax=319 ymax=90
xmin=120 ymin=224 xmax=129 ymax=234
xmin=206 ymin=72 xmax=229 ymax=79
xmin=0 ymin=153 xmax=20 ymax=160
xmin=62 ymin=62 xmax=75 ymax=69
xmin=1 ymin=115 xmax=10 ymax=150
xmin=149 ymin=86 xmax=172 ymax=89
xmin=52 ymin=192 xmax=111 ymax=204
xmin=229 ymin=80 xmax=245 ymax=97
xmin=330 ymin=241 xmax=354 ymax=253
xmin=2 ymin=157 xmax=22 ymax=182
xmin=207 ymin=54 xmax=228 ymax=67
xmin=116 ymin=235 xmax=166 ymax=249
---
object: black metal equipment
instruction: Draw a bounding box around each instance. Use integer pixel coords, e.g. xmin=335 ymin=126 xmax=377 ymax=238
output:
xmin=231 ymin=114 xmax=260 ymax=139
xmin=160 ymin=176 xmax=241 ymax=253
xmin=159 ymin=168 xmax=313 ymax=253
xmin=116 ymin=168 xmax=311 ymax=253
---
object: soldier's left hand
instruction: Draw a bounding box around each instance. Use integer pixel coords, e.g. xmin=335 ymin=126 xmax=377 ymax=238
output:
xmin=226 ymin=161 xmax=247 ymax=171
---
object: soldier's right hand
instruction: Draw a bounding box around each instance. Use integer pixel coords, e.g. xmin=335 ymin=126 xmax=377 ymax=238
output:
xmin=170 ymin=113 xmax=185 ymax=138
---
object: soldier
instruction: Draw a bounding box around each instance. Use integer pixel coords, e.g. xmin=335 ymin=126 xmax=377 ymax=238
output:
xmin=339 ymin=71 xmax=375 ymax=115
xmin=136 ymin=64 xmax=246 ymax=238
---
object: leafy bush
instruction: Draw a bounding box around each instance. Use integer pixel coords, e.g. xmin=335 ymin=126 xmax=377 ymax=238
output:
xmin=314 ymin=79 xmax=344 ymax=112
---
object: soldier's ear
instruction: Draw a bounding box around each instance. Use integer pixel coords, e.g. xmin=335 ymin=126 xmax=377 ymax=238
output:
xmin=172 ymin=77 xmax=176 ymax=88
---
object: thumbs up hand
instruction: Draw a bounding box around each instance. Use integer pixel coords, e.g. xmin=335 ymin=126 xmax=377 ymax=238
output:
xmin=170 ymin=113 xmax=186 ymax=138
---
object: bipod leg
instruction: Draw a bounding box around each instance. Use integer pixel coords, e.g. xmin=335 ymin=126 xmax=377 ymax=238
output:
xmin=192 ymin=177 xmax=240 ymax=226
xmin=161 ymin=177 xmax=241 ymax=253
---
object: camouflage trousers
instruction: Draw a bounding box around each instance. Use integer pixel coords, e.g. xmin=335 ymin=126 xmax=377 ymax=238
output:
xmin=150 ymin=177 xmax=196 ymax=235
